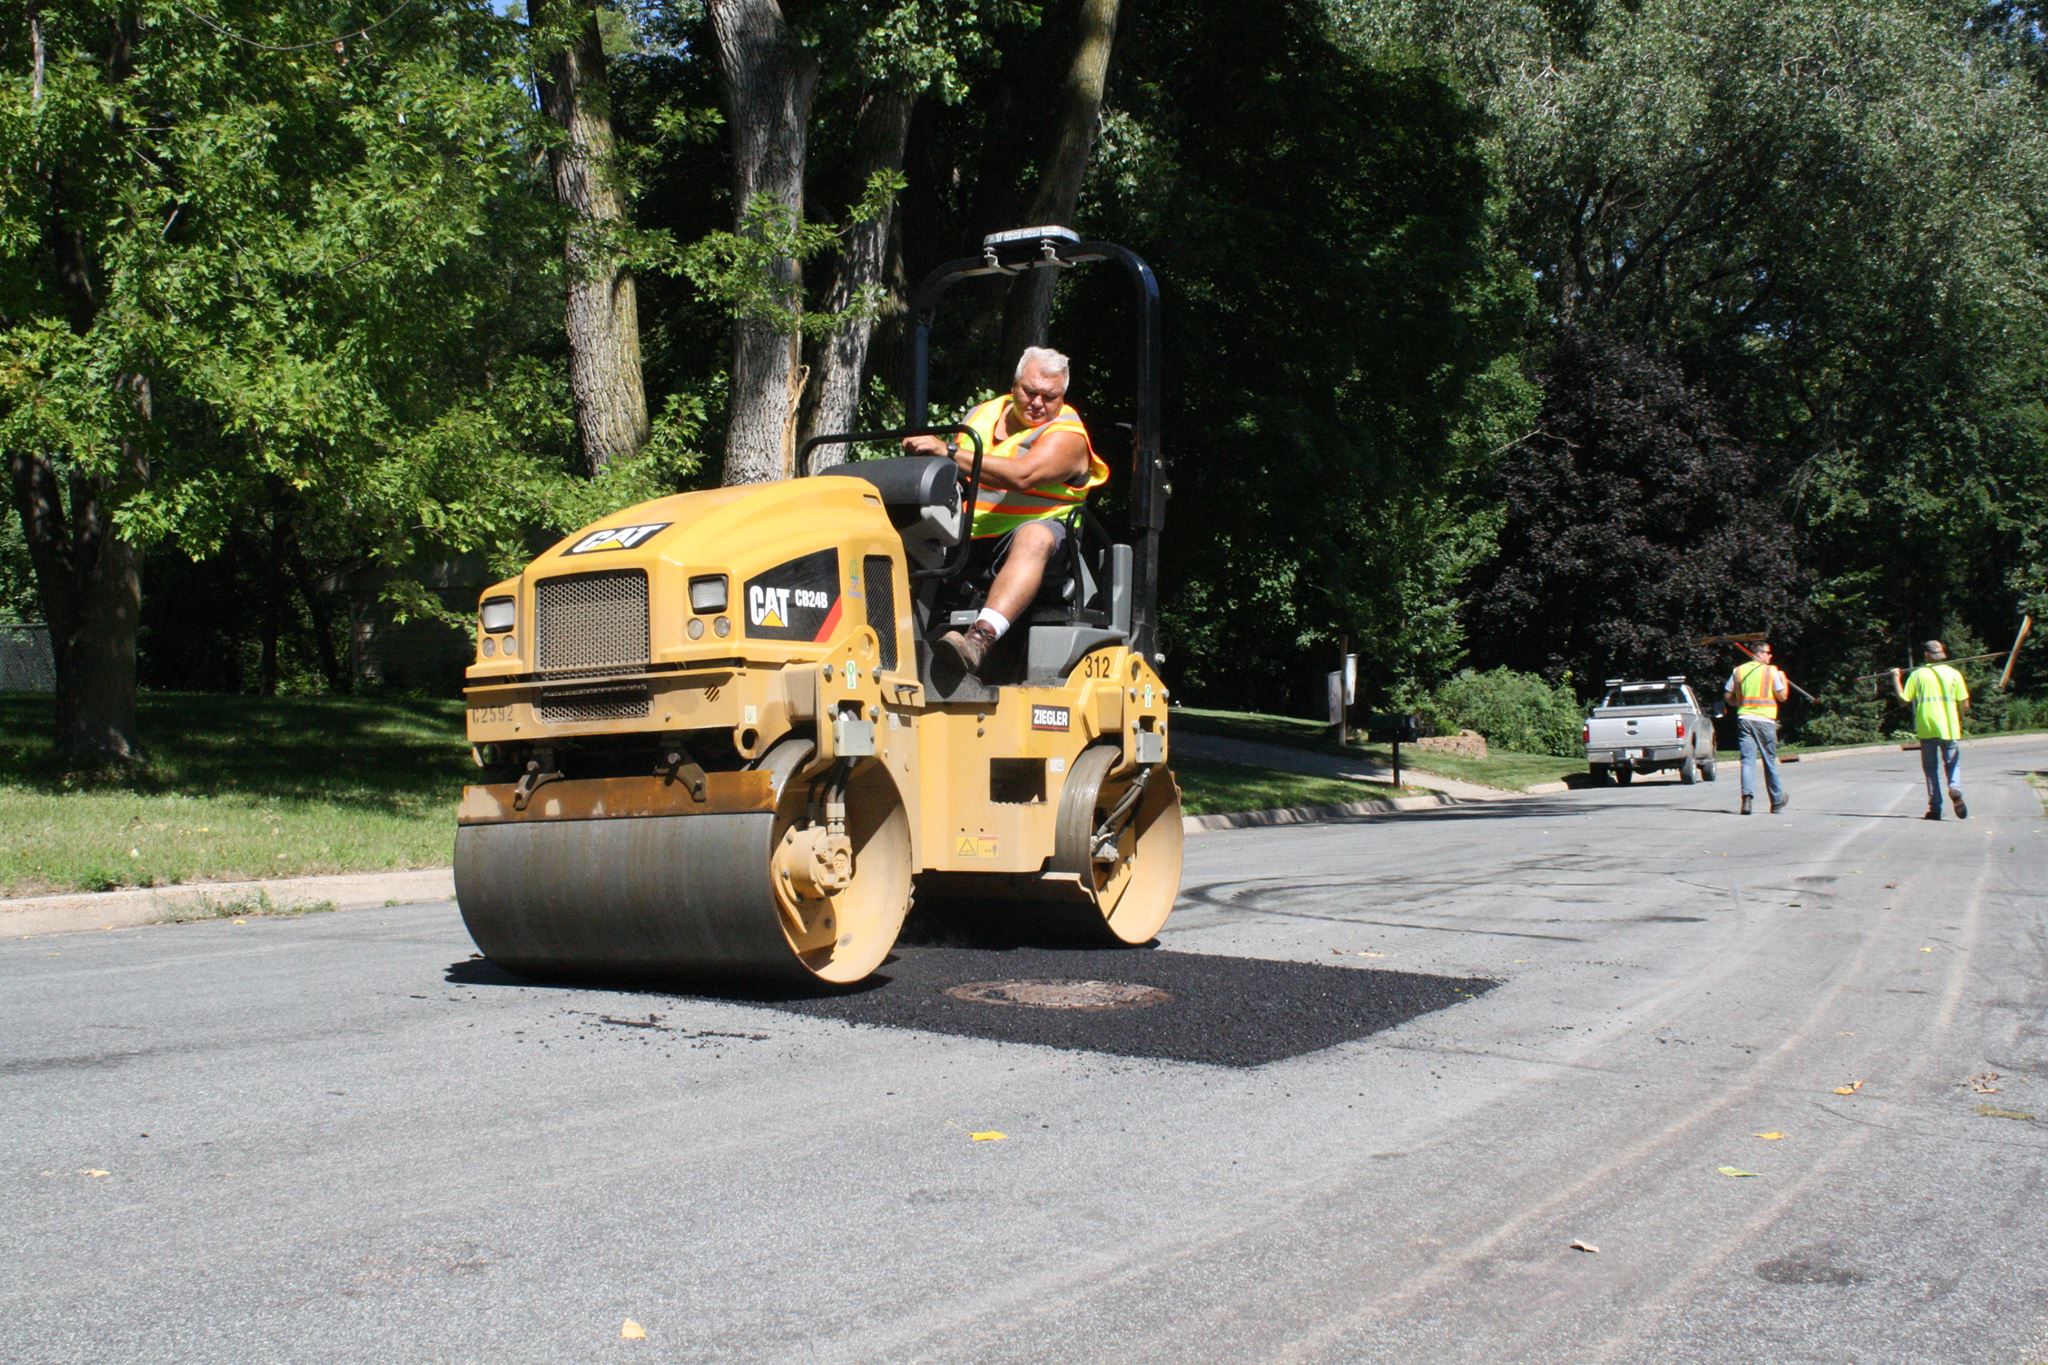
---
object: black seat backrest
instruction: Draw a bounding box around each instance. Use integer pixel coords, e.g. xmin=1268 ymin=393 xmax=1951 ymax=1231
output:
xmin=817 ymin=455 xmax=958 ymax=518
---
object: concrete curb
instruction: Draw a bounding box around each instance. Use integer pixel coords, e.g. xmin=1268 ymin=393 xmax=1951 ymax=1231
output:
xmin=3 ymin=868 xmax=454 ymax=940
xmin=1182 ymin=789 xmax=1482 ymax=832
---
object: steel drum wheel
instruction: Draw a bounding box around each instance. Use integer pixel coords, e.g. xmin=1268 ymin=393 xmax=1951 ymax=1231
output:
xmin=765 ymin=740 xmax=912 ymax=984
xmin=453 ymin=737 xmax=910 ymax=986
xmin=1054 ymin=744 xmax=1184 ymax=945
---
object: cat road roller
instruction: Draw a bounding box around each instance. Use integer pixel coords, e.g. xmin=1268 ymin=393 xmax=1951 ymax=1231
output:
xmin=453 ymin=228 xmax=1183 ymax=986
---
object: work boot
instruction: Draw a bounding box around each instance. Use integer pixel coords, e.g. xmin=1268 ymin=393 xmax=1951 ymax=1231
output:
xmin=1740 ymin=795 xmax=1752 ymax=815
xmin=1950 ymin=787 xmax=1967 ymax=820
xmin=937 ymin=620 xmax=1000 ymax=676
xmin=1770 ymin=791 xmax=1789 ymax=814
xmin=1924 ymin=807 xmax=1941 ymax=821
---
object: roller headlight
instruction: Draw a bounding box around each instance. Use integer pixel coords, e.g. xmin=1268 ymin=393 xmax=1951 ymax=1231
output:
xmin=688 ymin=575 xmax=728 ymax=614
xmin=480 ymin=596 xmax=516 ymax=633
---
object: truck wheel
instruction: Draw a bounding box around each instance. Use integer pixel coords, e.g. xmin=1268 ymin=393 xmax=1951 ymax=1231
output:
xmin=1702 ymin=755 xmax=1718 ymax=781
xmin=1680 ymin=754 xmax=1698 ymax=785
xmin=1613 ymin=767 xmax=1633 ymax=786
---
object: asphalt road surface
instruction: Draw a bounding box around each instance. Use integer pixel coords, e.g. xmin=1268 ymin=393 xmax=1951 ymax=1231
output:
xmin=6 ymin=739 xmax=2046 ymax=1364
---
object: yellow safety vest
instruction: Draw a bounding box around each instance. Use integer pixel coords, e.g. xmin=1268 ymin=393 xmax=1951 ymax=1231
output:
xmin=958 ymin=397 xmax=1108 ymax=539
xmin=1903 ymin=663 xmax=1968 ymax=741
xmin=1733 ymin=660 xmax=1779 ymax=721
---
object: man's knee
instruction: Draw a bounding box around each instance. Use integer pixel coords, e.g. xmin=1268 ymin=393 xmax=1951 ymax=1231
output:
xmin=1010 ymin=522 xmax=1058 ymax=563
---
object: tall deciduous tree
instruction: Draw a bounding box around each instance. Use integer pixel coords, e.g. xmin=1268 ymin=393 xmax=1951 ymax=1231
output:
xmin=1078 ymin=0 xmax=1535 ymax=708
xmin=707 ymin=0 xmax=819 ymax=483
xmin=1342 ymin=0 xmax=2048 ymax=694
xmin=534 ymin=0 xmax=651 ymax=475
xmin=797 ymin=3 xmax=1012 ymax=455
xmin=1 ymin=1 xmax=583 ymax=753
xmin=1469 ymin=331 xmax=1806 ymax=687
xmin=997 ymin=0 xmax=1120 ymax=361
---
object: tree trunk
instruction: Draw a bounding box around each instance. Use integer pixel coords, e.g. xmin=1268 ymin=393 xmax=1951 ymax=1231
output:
xmin=9 ymin=450 xmax=143 ymax=766
xmin=798 ymin=85 xmax=916 ymax=465
xmin=534 ymin=0 xmax=650 ymax=476
xmin=7 ymin=15 xmax=147 ymax=766
xmin=999 ymin=0 xmax=1120 ymax=360
xmin=289 ymin=537 xmax=350 ymax=694
xmin=709 ymin=0 xmax=820 ymax=484
xmin=259 ymin=493 xmax=287 ymax=696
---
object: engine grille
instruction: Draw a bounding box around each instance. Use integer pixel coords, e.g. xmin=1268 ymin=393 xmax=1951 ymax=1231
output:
xmin=534 ymin=569 xmax=649 ymax=676
xmin=536 ymin=683 xmax=651 ymax=725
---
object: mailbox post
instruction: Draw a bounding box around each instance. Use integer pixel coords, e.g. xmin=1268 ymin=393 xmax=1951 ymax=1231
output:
xmin=1366 ymin=712 xmax=1422 ymax=788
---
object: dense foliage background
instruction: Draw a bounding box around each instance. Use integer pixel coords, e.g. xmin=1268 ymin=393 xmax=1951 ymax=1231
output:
xmin=4 ymin=0 xmax=2043 ymax=759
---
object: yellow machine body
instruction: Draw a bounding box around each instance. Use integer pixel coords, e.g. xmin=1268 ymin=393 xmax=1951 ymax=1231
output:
xmin=453 ymin=471 xmax=1183 ymax=986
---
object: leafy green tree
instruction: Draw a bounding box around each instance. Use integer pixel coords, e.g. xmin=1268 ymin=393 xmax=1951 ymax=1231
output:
xmin=1344 ymin=0 xmax=2048 ymax=696
xmin=1077 ymin=0 xmax=1535 ymax=710
xmin=1468 ymin=331 xmax=1806 ymax=690
xmin=0 ymin=1 xmax=626 ymax=756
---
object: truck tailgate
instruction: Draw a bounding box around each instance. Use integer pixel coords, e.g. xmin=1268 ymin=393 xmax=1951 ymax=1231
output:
xmin=1588 ymin=714 xmax=1681 ymax=747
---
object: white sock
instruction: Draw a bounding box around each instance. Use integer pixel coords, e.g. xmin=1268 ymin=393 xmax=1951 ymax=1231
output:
xmin=974 ymin=607 xmax=1011 ymax=640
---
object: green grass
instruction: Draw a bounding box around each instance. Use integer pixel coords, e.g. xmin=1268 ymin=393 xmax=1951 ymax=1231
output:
xmin=1174 ymin=707 xmax=1358 ymax=755
xmin=1175 ymin=757 xmax=1400 ymax=816
xmin=0 ymin=693 xmax=468 ymax=896
xmin=1175 ymin=706 xmax=1580 ymax=791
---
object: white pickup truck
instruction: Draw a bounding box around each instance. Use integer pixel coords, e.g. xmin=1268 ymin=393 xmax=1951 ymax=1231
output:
xmin=1583 ymin=677 xmax=1717 ymax=785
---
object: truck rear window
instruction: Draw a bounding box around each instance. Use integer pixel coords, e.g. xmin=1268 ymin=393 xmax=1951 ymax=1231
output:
xmin=1604 ymin=687 xmax=1685 ymax=708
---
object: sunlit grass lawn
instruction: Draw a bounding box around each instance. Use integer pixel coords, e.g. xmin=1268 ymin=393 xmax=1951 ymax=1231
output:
xmin=1174 ymin=706 xmax=1581 ymax=791
xmin=0 ymin=693 xmax=469 ymax=896
xmin=1175 ymin=757 xmax=1400 ymax=816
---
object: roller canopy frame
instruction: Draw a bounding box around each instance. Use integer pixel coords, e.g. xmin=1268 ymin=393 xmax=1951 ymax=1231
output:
xmin=906 ymin=230 xmax=1168 ymax=665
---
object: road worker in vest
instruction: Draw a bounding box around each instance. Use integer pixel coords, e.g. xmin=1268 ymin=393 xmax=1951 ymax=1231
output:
xmin=1724 ymin=640 xmax=1790 ymax=815
xmin=1891 ymin=639 xmax=1971 ymax=820
xmin=903 ymin=346 xmax=1108 ymax=676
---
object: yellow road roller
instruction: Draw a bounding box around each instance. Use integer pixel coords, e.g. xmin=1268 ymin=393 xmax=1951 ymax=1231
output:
xmin=454 ymin=229 xmax=1183 ymax=986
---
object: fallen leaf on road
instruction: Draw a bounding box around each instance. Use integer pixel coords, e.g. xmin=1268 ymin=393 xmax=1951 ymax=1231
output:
xmin=1717 ymin=1167 xmax=1758 ymax=1178
xmin=1754 ymin=1132 xmax=1784 ymax=1141
xmin=80 ymin=1169 xmax=109 ymax=1178
xmin=1968 ymin=1073 xmax=2001 ymax=1094
xmin=1919 ymin=946 xmax=1936 ymax=953
xmin=620 ymin=1319 xmax=646 ymax=1341
xmin=1833 ymin=1081 xmax=1863 ymax=1096
xmin=1977 ymin=1105 xmax=2035 ymax=1122
xmin=970 ymin=1130 xmax=1007 ymax=1142
xmin=1570 ymin=1240 xmax=1599 ymax=1253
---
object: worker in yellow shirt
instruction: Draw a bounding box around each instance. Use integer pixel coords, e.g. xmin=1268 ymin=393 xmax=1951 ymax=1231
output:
xmin=1724 ymin=640 xmax=1790 ymax=815
xmin=1892 ymin=639 xmax=1971 ymax=821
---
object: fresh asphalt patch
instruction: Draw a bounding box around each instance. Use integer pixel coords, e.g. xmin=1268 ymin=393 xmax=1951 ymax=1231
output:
xmin=755 ymin=945 xmax=1496 ymax=1068
xmin=447 ymin=917 xmax=1498 ymax=1067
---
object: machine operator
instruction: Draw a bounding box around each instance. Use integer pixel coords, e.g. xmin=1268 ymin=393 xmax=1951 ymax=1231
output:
xmin=904 ymin=346 xmax=1108 ymax=676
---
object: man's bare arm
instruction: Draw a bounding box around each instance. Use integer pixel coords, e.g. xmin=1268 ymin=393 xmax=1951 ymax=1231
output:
xmin=957 ymin=428 xmax=1089 ymax=491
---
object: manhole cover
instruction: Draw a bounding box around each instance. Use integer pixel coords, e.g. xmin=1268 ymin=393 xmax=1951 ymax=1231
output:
xmin=944 ymin=978 xmax=1173 ymax=1012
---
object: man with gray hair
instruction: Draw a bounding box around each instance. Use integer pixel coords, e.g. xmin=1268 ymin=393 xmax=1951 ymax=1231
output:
xmin=903 ymin=347 xmax=1108 ymax=675
xmin=1892 ymin=640 xmax=1971 ymax=819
